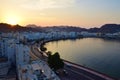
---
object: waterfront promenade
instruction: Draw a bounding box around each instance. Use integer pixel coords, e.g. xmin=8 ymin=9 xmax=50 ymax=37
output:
xmin=30 ymin=41 xmax=116 ymax=80
xmin=61 ymin=60 xmax=116 ymax=80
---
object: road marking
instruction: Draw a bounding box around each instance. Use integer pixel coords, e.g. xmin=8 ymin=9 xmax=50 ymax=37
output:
xmin=64 ymin=62 xmax=114 ymax=80
xmin=66 ymin=68 xmax=95 ymax=80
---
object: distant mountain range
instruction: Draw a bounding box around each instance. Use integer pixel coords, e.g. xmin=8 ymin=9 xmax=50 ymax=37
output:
xmin=0 ymin=23 xmax=120 ymax=33
xmin=88 ymin=24 xmax=120 ymax=33
xmin=0 ymin=23 xmax=43 ymax=32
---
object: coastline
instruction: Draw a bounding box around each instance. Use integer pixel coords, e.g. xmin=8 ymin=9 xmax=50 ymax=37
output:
xmin=63 ymin=59 xmax=117 ymax=80
xmin=39 ymin=37 xmax=117 ymax=80
xmin=41 ymin=37 xmax=120 ymax=46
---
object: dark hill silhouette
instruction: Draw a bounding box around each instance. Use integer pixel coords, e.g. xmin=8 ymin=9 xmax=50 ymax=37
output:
xmin=41 ymin=26 xmax=87 ymax=32
xmin=87 ymin=27 xmax=99 ymax=33
xmin=0 ymin=23 xmax=120 ymax=33
xmin=0 ymin=23 xmax=43 ymax=32
xmin=99 ymin=24 xmax=120 ymax=33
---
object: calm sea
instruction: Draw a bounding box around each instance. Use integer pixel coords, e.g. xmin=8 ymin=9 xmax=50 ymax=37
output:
xmin=45 ymin=38 xmax=120 ymax=79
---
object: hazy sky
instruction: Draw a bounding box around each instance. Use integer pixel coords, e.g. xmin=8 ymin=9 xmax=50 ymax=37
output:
xmin=0 ymin=0 xmax=120 ymax=28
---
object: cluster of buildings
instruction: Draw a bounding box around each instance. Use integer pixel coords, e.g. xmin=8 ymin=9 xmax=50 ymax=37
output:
xmin=81 ymin=31 xmax=120 ymax=38
xmin=17 ymin=31 xmax=82 ymax=41
xmin=15 ymin=31 xmax=120 ymax=42
xmin=0 ymin=32 xmax=60 ymax=80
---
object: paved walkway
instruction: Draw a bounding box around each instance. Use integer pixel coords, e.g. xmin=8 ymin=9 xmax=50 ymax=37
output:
xmin=63 ymin=60 xmax=116 ymax=80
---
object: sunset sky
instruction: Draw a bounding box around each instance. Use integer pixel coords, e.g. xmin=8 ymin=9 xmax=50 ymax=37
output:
xmin=0 ymin=0 xmax=120 ymax=28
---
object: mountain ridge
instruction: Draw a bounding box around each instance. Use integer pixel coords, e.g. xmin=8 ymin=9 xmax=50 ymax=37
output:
xmin=0 ymin=23 xmax=120 ymax=33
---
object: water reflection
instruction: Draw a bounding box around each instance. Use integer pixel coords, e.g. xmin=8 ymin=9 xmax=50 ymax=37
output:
xmin=45 ymin=38 xmax=120 ymax=78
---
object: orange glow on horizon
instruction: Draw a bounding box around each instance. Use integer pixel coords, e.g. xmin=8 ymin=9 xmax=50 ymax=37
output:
xmin=2 ymin=14 xmax=21 ymax=25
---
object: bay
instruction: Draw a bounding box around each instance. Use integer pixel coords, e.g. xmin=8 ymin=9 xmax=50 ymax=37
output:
xmin=45 ymin=38 xmax=120 ymax=79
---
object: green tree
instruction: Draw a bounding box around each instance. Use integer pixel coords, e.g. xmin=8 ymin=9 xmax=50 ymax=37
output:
xmin=47 ymin=51 xmax=52 ymax=55
xmin=48 ymin=52 xmax=64 ymax=70
xmin=48 ymin=53 xmax=53 ymax=68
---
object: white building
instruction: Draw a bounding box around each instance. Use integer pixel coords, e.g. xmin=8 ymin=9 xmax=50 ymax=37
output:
xmin=18 ymin=60 xmax=60 ymax=80
xmin=0 ymin=32 xmax=61 ymax=80
xmin=81 ymin=31 xmax=97 ymax=37
xmin=0 ymin=38 xmax=18 ymax=64
xmin=16 ymin=44 xmax=30 ymax=65
xmin=15 ymin=43 xmax=60 ymax=80
xmin=15 ymin=44 xmax=30 ymax=80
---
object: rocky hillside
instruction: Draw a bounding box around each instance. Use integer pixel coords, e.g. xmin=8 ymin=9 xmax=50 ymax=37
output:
xmin=0 ymin=23 xmax=120 ymax=33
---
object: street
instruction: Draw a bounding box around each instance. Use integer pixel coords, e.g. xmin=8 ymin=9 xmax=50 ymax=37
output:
xmin=58 ymin=63 xmax=115 ymax=80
